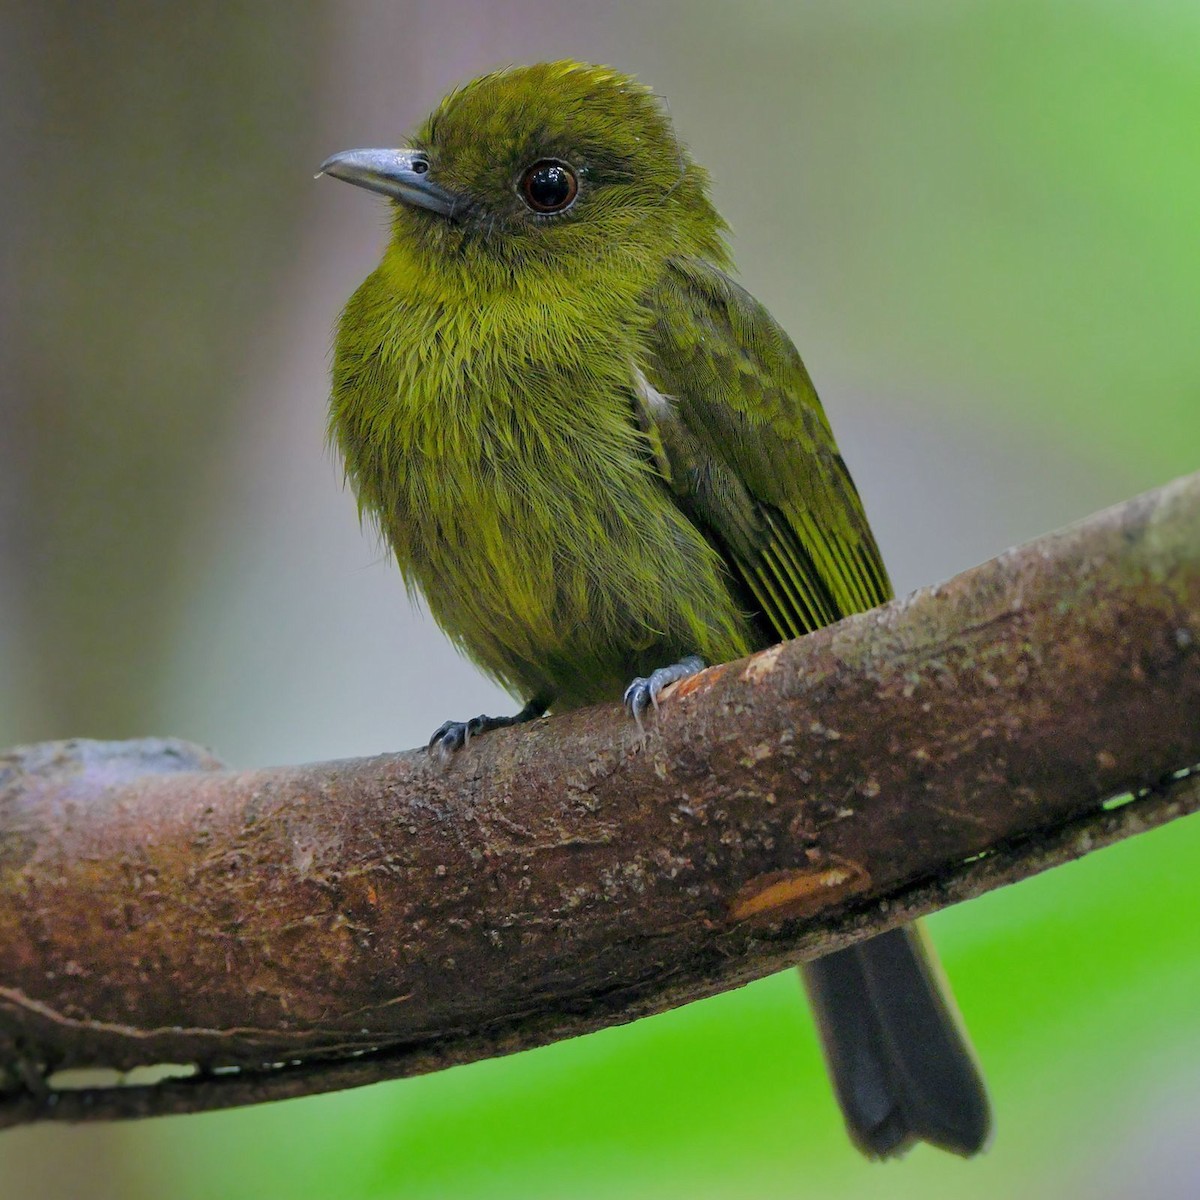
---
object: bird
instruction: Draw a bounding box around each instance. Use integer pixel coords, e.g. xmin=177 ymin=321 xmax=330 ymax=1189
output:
xmin=320 ymin=60 xmax=990 ymax=1159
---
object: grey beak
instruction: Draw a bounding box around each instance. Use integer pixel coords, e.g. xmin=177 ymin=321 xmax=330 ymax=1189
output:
xmin=318 ymin=148 xmax=460 ymax=217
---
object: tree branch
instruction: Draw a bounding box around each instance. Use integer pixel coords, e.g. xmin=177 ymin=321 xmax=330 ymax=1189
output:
xmin=2 ymin=471 xmax=1198 ymax=1129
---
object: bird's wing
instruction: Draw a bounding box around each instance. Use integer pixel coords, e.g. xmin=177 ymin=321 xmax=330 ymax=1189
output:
xmin=637 ymin=256 xmax=891 ymax=641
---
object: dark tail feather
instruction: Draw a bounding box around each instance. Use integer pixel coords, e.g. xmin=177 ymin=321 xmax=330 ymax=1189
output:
xmin=801 ymin=924 xmax=990 ymax=1159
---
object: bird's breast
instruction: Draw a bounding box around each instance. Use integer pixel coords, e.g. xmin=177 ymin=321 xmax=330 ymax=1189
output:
xmin=333 ymin=281 xmax=752 ymax=702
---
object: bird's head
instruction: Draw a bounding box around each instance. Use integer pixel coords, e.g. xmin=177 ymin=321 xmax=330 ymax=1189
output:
xmin=320 ymin=62 xmax=728 ymax=280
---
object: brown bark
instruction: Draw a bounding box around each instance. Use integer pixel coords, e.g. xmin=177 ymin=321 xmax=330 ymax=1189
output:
xmin=1 ymin=471 xmax=1198 ymax=1129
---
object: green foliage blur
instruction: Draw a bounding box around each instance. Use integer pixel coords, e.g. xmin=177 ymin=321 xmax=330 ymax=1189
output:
xmin=1 ymin=3 xmax=1197 ymax=1198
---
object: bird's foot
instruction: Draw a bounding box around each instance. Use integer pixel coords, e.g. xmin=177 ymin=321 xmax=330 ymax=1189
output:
xmin=428 ymin=695 xmax=550 ymax=758
xmin=623 ymin=655 xmax=705 ymax=733
xmin=429 ymin=714 xmax=499 ymax=755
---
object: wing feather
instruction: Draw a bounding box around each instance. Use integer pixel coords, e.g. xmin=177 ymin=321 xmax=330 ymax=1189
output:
xmin=639 ymin=258 xmax=891 ymax=642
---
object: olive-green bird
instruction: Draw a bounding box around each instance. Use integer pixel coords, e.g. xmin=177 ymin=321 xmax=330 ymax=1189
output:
xmin=322 ymin=60 xmax=990 ymax=1159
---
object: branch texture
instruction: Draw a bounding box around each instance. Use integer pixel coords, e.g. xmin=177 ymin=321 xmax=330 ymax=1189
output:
xmin=1 ymin=471 xmax=1198 ymax=1128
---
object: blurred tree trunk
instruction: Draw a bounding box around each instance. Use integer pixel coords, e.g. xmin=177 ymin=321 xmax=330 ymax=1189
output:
xmin=0 ymin=2 xmax=328 ymax=742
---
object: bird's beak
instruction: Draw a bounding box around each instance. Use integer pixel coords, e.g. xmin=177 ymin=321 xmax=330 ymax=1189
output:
xmin=317 ymin=148 xmax=460 ymax=217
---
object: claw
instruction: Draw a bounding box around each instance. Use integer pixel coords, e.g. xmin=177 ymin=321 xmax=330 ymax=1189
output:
xmin=427 ymin=697 xmax=551 ymax=759
xmin=623 ymin=655 xmax=705 ymax=732
xmin=429 ymin=715 xmax=489 ymax=756
xmin=623 ymin=679 xmax=651 ymax=734
xmin=429 ymin=721 xmax=464 ymax=754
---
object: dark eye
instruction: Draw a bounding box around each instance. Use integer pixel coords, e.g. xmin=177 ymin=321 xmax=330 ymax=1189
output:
xmin=519 ymin=160 xmax=578 ymax=213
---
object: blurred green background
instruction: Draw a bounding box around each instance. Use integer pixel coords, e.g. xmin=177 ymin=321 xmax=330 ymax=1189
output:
xmin=2 ymin=1 xmax=1198 ymax=1197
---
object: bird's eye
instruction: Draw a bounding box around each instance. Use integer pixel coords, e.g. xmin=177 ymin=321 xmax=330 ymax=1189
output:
xmin=519 ymin=160 xmax=578 ymax=213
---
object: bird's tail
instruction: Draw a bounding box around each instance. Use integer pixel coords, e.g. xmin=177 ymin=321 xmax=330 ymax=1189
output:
xmin=800 ymin=923 xmax=990 ymax=1159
